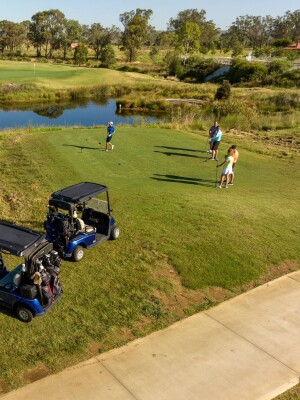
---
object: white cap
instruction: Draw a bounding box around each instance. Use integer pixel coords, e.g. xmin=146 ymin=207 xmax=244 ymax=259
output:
xmin=109 ymin=121 xmax=113 ymax=125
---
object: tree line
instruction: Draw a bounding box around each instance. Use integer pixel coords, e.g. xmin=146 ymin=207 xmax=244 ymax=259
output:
xmin=0 ymin=8 xmax=299 ymax=66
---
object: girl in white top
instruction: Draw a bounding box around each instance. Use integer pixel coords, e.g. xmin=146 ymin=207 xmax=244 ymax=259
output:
xmin=216 ymin=149 xmax=234 ymax=188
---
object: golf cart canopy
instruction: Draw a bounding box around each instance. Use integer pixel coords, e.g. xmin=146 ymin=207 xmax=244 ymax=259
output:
xmin=0 ymin=221 xmax=45 ymax=257
xmin=50 ymin=182 xmax=108 ymax=204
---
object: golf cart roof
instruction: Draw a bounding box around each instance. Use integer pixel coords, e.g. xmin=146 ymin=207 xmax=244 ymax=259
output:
xmin=0 ymin=221 xmax=45 ymax=257
xmin=50 ymin=182 xmax=108 ymax=204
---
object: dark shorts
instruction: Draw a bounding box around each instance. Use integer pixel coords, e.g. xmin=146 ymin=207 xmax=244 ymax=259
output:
xmin=106 ymin=137 xmax=112 ymax=143
xmin=212 ymin=141 xmax=220 ymax=150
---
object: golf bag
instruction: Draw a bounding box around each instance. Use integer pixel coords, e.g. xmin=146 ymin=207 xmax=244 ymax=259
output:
xmin=0 ymin=252 xmax=8 ymax=279
xmin=45 ymin=212 xmax=74 ymax=253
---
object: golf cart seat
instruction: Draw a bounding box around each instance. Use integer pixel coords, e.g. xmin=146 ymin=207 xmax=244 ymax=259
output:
xmin=74 ymin=218 xmax=96 ymax=234
xmin=75 ymin=218 xmax=85 ymax=232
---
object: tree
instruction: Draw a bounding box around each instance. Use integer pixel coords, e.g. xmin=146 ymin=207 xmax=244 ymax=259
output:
xmin=99 ymin=44 xmax=116 ymax=68
xmin=272 ymin=10 xmax=300 ymax=41
xmin=175 ymin=22 xmax=200 ymax=64
xmin=61 ymin=19 xmax=83 ymax=60
xmin=227 ymin=15 xmax=273 ymax=48
xmin=20 ymin=20 xmax=32 ymax=51
xmin=155 ymin=31 xmax=176 ymax=48
xmin=0 ymin=20 xmax=27 ymax=53
xmin=28 ymin=9 xmax=67 ymax=58
xmin=168 ymin=9 xmax=207 ymax=31
xmin=109 ymin=25 xmax=122 ymax=47
xmin=88 ymin=23 xmax=113 ymax=60
xmin=74 ymin=42 xmax=88 ymax=65
xmin=168 ymin=9 xmax=219 ymax=52
xmin=119 ymin=8 xmax=153 ymax=62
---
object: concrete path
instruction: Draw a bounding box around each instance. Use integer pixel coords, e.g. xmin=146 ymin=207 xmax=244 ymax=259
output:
xmin=2 ymin=271 xmax=300 ymax=400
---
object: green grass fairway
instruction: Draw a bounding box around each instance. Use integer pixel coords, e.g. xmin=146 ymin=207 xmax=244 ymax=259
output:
xmin=0 ymin=126 xmax=299 ymax=390
xmin=0 ymin=60 xmax=157 ymax=88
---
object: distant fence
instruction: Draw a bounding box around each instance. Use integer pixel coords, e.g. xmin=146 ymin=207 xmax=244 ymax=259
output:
xmin=213 ymin=56 xmax=300 ymax=67
xmin=214 ymin=57 xmax=232 ymax=65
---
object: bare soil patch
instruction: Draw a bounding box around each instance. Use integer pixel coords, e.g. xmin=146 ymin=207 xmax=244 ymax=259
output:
xmin=22 ymin=365 xmax=49 ymax=384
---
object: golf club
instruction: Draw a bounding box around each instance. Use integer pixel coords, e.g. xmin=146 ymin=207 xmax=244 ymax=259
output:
xmin=205 ymin=136 xmax=212 ymax=161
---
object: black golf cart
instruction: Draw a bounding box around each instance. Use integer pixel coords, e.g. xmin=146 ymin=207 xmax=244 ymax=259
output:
xmin=0 ymin=221 xmax=62 ymax=322
xmin=45 ymin=182 xmax=120 ymax=262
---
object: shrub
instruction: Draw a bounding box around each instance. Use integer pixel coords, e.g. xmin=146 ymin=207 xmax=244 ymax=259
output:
xmin=227 ymin=58 xmax=268 ymax=84
xmin=182 ymin=57 xmax=221 ymax=83
xmin=99 ymin=45 xmax=116 ymax=68
xmin=150 ymin=47 xmax=159 ymax=60
xmin=74 ymin=43 xmax=88 ymax=65
xmin=215 ymin=80 xmax=231 ymax=100
xmin=36 ymin=57 xmax=48 ymax=63
xmin=273 ymin=92 xmax=300 ymax=110
xmin=118 ymin=65 xmax=140 ymax=73
xmin=272 ymin=38 xmax=293 ymax=47
xmin=268 ymin=59 xmax=292 ymax=74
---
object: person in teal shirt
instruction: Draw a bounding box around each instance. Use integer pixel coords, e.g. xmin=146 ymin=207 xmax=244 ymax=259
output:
xmin=209 ymin=126 xmax=222 ymax=161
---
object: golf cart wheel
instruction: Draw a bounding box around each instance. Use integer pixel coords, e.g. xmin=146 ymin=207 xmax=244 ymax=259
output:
xmin=72 ymin=245 xmax=84 ymax=262
xmin=110 ymin=225 xmax=120 ymax=240
xmin=16 ymin=306 xmax=34 ymax=323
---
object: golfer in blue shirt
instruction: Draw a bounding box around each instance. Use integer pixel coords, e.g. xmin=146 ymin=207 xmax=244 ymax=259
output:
xmin=105 ymin=121 xmax=115 ymax=151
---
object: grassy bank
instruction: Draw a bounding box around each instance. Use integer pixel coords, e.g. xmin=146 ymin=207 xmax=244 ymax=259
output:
xmin=0 ymin=60 xmax=216 ymax=105
xmin=0 ymin=125 xmax=299 ymax=392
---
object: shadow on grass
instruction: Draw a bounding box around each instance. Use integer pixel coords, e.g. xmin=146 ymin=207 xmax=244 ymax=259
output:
xmin=63 ymin=144 xmax=101 ymax=151
xmin=0 ymin=304 xmax=19 ymax=322
xmin=152 ymin=174 xmax=216 ymax=187
xmin=154 ymin=150 xmax=207 ymax=159
xmin=154 ymin=145 xmax=207 ymax=154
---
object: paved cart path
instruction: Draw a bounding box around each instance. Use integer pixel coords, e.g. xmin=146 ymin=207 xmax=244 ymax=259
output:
xmin=2 ymin=271 xmax=300 ymax=400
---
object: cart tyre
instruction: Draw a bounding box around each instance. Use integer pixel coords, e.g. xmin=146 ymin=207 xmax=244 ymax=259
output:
xmin=110 ymin=225 xmax=120 ymax=240
xmin=72 ymin=245 xmax=84 ymax=262
xmin=16 ymin=306 xmax=34 ymax=323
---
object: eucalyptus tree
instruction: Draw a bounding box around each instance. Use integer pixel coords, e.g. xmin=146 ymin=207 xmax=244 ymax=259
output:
xmin=229 ymin=15 xmax=273 ymax=48
xmin=272 ymin=10 xmax=300 ymax=41
xmin=20 ymin=20 xmax=32 ymax=51
xmin=119 ymin=8 xmax=153 ymax=62
xmin=28 ymin=9 xmax=67 ymax=58
xmin=168 ymin=9 xmax=219 ymax=52
xmin=220 ymin=27 xmax=242 ymax=53
xmin=61 ymin=19 xmax=83 ymax=60
xmin=88 ymin=23 xmax=113 ymax=60
xmin=109 ymin=25 xmax=122 ymax=47
xmin=0 ymin=20 xmax=27 ymax=53
xmin=154 ymin=31 xmax=176 ymax=48
xmin=175 ymin=22 xmax=200 ymax=64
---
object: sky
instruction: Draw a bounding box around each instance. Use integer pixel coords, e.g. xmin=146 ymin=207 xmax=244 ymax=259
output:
xmin=2 ymin=0 xmax=300 ymax=30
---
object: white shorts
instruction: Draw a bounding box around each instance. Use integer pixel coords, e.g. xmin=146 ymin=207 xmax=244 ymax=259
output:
xmin=222 ymin=167 xmax=232 ymax=175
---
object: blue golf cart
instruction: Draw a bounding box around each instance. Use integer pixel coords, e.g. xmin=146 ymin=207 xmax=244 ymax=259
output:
xmin=0 ymin=221 xmax=63 ymax=322
xmin=45 ymin=182 xmax=120 ymax=262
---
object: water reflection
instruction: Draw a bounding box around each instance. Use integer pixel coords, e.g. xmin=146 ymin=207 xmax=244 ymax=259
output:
xmin=0 ymin=99 xmax=164 ymax=129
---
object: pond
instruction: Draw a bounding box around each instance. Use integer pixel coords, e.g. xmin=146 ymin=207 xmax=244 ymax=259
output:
xmin=0 ymin=99 xmax=164 ymax=129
